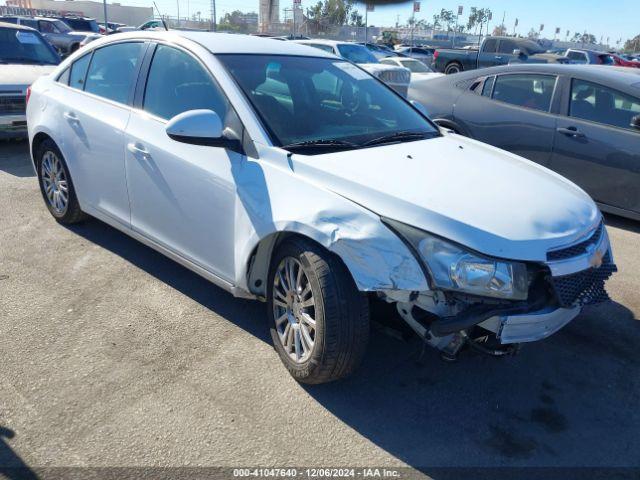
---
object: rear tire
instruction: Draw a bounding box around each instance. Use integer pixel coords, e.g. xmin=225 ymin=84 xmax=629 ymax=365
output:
xmin=267 ymin=237 xmax=370 ymax=384
xmin=444 ymin=62 xmax=463 ymax=75
xmin=36 ymin=138 xmax=87 ymax=224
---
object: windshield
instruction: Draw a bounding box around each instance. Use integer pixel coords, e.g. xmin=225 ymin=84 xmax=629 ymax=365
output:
xmin=399 ymin=59 xmax=432 ymax=73
xmin=336 ymin=44 xmax=379 ymax=64
xmin=51 ymin=20 xmax=72 ymax=33
xmin=219 ymin=55 xmax=439 ymax=151
xmin=64 ymin=18 xmax=100 ymax=33
xmin=520 ymin=40 xmax=545 ymax=55
xmin=0 ymin=27 xmax=59 ymax=65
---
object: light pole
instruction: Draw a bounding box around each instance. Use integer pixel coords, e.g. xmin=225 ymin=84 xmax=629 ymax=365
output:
xmin=102 ymin=0 xmax=108 ymax=32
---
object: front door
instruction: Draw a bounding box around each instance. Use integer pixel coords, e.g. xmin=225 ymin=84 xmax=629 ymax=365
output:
xmin=125 ymin=44 xmax=240 ymax=281
xmin=551 ymin=78 xmax=640 ymax=214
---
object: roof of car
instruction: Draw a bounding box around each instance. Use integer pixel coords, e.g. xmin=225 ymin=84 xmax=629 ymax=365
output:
xmin=295 ymin=39 xmax=351 ymax=47
xmin=456 ymin=63 xmax=640 ymax=90
xmin=92 ymin=31 xmax=338 ymax=57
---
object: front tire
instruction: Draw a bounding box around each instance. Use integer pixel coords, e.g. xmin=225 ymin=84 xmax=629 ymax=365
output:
xmin=267 ymin=237 xmax=370 ymax=384
xmin=36 ymin=138 xmax=87 ymax=224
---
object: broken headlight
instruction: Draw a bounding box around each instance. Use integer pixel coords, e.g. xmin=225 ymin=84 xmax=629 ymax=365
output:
xmin=385 ymin=219 xmax=529 ymax=300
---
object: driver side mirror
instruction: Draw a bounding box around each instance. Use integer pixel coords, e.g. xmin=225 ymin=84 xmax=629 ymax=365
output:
xmin=166 ymin=109 xmax=242 ymax=152
xmin=631 ymin=115 xmax=640 ymax=132
xmin=512 ymin=49 xmax=524 ymax=57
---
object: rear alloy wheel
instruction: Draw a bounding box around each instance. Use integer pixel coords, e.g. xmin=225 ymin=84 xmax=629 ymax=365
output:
xmin=267 ymin=237 xmax=370 ymax=384
xmin=36 ymin=139 xmax=87 ymax=224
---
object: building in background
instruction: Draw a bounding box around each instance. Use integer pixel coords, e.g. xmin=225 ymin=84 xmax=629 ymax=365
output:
xmin=3 ymin=0 xmax=153 ymax=27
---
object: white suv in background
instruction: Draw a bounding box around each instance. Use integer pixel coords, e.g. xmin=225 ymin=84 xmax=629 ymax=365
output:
xmin=295 ymin=39 xmax=411 ymax=97
xmin=27 ymin=32 xmax=616 ymax=384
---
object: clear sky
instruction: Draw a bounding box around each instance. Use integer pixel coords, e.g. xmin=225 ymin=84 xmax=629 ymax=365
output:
xmin=121 ymin=0 xmax=638 ymax=45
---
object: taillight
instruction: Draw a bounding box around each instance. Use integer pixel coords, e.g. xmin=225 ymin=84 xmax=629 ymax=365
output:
xmin=433 ymin=50 xmax=439 ymax=60
xmin=25 ymin=86 xmax=32 ymax=105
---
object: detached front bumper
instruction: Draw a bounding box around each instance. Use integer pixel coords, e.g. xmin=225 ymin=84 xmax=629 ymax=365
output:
xmin=479 ymin=306 xmax=581 ymax=344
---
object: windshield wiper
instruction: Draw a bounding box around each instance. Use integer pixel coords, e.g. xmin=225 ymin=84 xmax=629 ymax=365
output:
xmin=360 ymin=131 xmax=430 ymax=147
xmin=281 ymin=139 xmax=358 ymax=152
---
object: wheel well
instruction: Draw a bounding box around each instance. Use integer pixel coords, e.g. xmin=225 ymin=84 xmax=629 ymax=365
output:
xmin=433 ymin=119 xmax=464 ymax=135
xmin=245 ymin=231 xmax=356 ymax=300
xmin=31 ymin=132 xmax=53 ymax=165
xmin=445 ymin=61 xmax=463 ymax=72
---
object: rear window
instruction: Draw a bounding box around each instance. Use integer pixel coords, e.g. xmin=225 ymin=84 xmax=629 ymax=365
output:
xmin=492 ymin=74 xmax=556 ymax=112
xmin=84 ymin=42 xmax=144 ymax=104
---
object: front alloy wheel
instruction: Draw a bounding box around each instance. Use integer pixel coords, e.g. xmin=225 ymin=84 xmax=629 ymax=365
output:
xmin=273 ymin=257 xmax=317 ymax=363
xmin=267 ymin=237 xmax=370 ymax=384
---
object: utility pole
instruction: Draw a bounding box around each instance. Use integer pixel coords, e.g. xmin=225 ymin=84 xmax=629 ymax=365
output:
xmin=176 ymin=0 xmax=179 ymax=27
xmin=364 ymin=5 xmax=367 ymax=44
xmin=211 ymin=0 xmax=216 ymax=31
xmin=102 ymin=0 xmax=108 ymax=32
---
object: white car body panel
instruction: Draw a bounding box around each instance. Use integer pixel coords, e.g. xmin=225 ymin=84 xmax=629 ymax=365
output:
xmin=26 ymin=30 xmax=607 ymax=314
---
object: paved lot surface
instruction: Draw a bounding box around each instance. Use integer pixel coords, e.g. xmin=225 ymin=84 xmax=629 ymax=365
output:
xmin=1 ymin=140 xmax=639 ymax=476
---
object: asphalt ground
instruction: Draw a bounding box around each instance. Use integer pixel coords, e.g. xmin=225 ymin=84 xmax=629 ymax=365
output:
xmin=1 ymin=139 xmax=639 ymax=479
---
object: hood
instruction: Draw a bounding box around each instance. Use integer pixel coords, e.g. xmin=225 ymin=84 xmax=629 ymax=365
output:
xmin=360 ymin=63 xmax=408 ymax=74
xmin=410 ymin=72 xmax=445 ymax=82
xmin=68 ymin=31 xmax=99 ymax=39
xmin=0 ymin=64 xmax=55 ymax=88
xmin=290 ymin=135 xmax=599 ymax=262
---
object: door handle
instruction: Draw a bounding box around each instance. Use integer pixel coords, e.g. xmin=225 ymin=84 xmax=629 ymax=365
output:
xmin=127 ymin=142 xmax=150 ymax=157
xmin=557 ymin=127 xmax=585 ymax=138
xmin=63 ymin=111 xmax=79 ymax=123
xmin=495 ymin=56 xmax=503 ymax=60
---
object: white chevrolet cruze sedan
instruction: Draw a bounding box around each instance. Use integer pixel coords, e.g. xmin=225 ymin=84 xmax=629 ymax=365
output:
xmin=27 ymin=32 xmax=616 ymax=384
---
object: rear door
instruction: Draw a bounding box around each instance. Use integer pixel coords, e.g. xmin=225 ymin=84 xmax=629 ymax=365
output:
xmin=453 ymin=72 xmax=559 ymax=167
xmin=551 ymin=78 xmax=640 ymax=214
xmin=57 ymin=41 xmax=146 ymax=225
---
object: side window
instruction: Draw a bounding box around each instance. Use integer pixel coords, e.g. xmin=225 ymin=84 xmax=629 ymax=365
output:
xmin=498 ymin=40 xmax=517 ymax=54
xmin=570 ymin=79 xmax=640 ymax=130
xmin=481 ymin=76 xmax=495 ymax=97
xmin=483 ymin=39 xmax=498 ymax=53
xmin=143 ymin=45 xmax=228 ymax=121
xmin=68 ymin=53 xmax=91 ymax=89
xmin=492 ymin=74 xmax=556 ymax=112
xmin=567 ymin=51 xmax=587 ymax=63
xmin=22 ymin=19 xmax=37 ymax=29
xmin=1 ymin=17 xmax=18 ymax=24
xmin=38 ymin=21 xmax=55 ymax=33
xmin=58 ymin=67 xmax=70 ymax=85
xmin=84 ymin=42 xmax=143 ymax=104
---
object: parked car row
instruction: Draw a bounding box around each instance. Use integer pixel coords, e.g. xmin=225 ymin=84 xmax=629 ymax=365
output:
xmin=410 ymin=63 xmax=640 ymax=220
xmin=433 ymin=37 xmax=640 ymax=75
xmin=23 ymin=31 xmax=620 ymax=384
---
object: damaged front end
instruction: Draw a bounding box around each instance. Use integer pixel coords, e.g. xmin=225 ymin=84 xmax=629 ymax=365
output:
xmin=379 ymin=218 xmax=617 ymax=359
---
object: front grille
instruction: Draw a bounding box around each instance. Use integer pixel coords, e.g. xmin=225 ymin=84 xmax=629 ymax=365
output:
xmin=378 ymin=69 xmax=410 ymax=85
xmin=549 ymin=252 xmax=617 ymax=307
xmin=0 ymin=95 xmax=26 ymax=115
xmin=547 ymin=221 xmax=604 ymax=261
